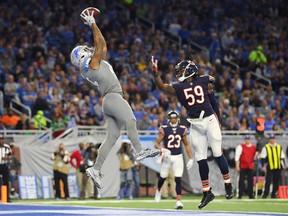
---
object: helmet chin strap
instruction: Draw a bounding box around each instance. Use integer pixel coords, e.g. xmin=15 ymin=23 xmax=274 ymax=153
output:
xmin=178 ymin=76 xmax=186 ymax=82
xmin=178 ymin=73 xmax=194 ymax=82
xmin=178 ymin=63 xmax=195 ymax=82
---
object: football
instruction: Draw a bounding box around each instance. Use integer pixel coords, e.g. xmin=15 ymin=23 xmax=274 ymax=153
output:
xmin=81 ymin=7 xmax=100 ymax=18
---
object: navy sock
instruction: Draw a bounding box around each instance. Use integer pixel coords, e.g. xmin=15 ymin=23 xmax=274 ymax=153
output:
xmin=175 ymin=177 xmax=182 ymax=195
xmin=157 ymin=177 xmax=166 ymax=190
xmin=197 ymin=159 xmax=209 ymax=180
xmin=215 ymin=154 xmax=229 ymax=174
xmin=197 ymin=159 xmax=210 ymax=190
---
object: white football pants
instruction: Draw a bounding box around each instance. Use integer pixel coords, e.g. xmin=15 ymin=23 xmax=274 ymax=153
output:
xmin=188 ymin=114 xmax=222 ymax=161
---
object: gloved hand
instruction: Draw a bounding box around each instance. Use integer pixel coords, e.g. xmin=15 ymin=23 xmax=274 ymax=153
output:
xmin=186 ymin=159 xmax=194 ymax=169
xmin=151 ymin=56 xmax=159 ymax=77
xmin=161 ymin=148 xmax=171 ymax=157
xmin=80 ymin=9 xmax=96 ymax=26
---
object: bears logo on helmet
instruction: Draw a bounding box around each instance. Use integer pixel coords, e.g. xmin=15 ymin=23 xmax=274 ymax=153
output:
xmin=175 ymin=60 xmax=199 ymax=82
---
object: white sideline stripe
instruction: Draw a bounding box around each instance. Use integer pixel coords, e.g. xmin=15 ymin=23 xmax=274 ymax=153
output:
xmin=0 ymin=210 xmax=157 ymax=215
xmin=19 ymin=198 xmax=288 ymax=205
xmin=0 ymin=209 xmax=286 ymax=216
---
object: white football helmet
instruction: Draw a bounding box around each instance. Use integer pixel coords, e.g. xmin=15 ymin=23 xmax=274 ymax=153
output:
xmin=70 ymin=45 xmax=94 ymax=72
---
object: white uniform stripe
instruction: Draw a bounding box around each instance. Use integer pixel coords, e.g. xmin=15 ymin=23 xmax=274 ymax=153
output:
xmin=0 ymin=143 xmax=11 ymax=164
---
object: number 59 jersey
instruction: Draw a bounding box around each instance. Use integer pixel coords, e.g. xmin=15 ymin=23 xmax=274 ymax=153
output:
xmin=159 ymin=124 xmax=187 ymax=155
xmin=171 ymin=75 xmax=214 ymax=119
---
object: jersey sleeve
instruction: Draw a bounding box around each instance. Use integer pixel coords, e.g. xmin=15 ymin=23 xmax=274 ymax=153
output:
xmin=235 ymin=144 xmax=243 ymax=161
xmin=170 ymin=82 xmax=177 ymax=89
xmin=208 ymin=75 xmax=215 ymax=83
xmin=199 ymin=75 xmax=211 ymax=84
xmin=208 ymin=91 xmax=220 ymax=119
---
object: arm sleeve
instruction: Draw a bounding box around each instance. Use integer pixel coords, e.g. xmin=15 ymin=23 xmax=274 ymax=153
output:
xmin=260 ymin=147 xmax=267 ymax=166
xmin=208 ymin=91 xmax=220 ymax=119
xmin=281 ymin=150 xmax=286 ymax=169
xmin=235 ymin=145 xmax=242 ymax=161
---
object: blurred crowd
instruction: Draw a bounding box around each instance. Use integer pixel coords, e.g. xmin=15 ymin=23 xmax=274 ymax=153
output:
xmin=0 ymin=0 xmax=287 ymax=135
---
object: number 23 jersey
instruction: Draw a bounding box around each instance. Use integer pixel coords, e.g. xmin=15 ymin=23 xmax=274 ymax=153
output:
xmin=160 ymin=125 xmax=187 ymax=155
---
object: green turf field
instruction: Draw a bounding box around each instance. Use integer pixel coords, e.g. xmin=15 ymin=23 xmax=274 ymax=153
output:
xmin=12 ymin=195 xmax=288 ymax=214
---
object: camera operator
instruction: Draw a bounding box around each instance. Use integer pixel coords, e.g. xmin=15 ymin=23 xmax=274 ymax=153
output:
xmin=0 ymin=134 xmax=12 ymax=202
xmin=50 ymin=143 xmax=70 ymax=200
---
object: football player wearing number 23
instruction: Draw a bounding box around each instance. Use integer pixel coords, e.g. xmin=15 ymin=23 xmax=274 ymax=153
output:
xmin=151 ymin=56 xmax=233 ymax=209
xmin=154 ymin=110 xmax=193 ymax=209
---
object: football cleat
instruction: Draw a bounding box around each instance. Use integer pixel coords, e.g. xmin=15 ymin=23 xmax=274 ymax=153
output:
xmin=198 ymin=188 xmax=215 ymax=209
xmin=86 ymin=167 xmax=103 ymax=189
xmin=154 ymin=189 xmax=161 ymax=203
xmin=225 ymin=183 xmax=233 ymax=199
xmin=175 ymin=200 xmax=184 ymax=209
xmin=136 ymin=148 xmax=160 ymax=161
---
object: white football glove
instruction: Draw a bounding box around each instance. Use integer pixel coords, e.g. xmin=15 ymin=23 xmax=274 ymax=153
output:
xmin=186 ymin=159 xmax=194 ymax=170
xmin=151 ymin=56 xmax=158 ymax=72
xmin=80 ymin=9 xmax=96 ymax=26
xmin=161 ymin=148 xmax=171 ymax=157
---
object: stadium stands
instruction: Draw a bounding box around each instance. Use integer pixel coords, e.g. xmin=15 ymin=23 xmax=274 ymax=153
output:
xmin=0 ymin=0 xmax=287 ymax=135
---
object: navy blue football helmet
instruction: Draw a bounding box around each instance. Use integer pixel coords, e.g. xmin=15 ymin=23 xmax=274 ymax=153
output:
xmin=175 ymin=60 xmax=199 ymax=82
xmin=167 ymin=110 xmax=179 ymax=127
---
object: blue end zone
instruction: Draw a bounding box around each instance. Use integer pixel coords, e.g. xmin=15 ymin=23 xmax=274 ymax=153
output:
xmin=0 ymin=204 xmax=287 ymax=216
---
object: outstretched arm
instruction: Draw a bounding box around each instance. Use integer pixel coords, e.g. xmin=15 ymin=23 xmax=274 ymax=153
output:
xmin=90 ymin=23 xmax=107 ymax=64
xmin=80 ymin=9 xmax=107 ymax=69
xmin=151 ymin=56 xmax=176 ymax=96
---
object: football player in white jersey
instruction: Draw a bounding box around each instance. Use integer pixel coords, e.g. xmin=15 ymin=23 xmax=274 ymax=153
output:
xmin=154 ymin=111 xmax=193 ymax=209
xmin=70 ymin=8 xmax=159 ymax=189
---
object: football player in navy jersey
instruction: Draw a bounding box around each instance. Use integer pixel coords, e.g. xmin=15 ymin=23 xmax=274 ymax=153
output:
xmin=154 ymin=111 xmax=193 ymax=209
xmin=151 ymin=56 xmax=233 ymax=209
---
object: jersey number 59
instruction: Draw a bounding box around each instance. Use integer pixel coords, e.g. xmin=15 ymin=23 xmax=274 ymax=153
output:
xmin=184 ymin=86 xmax=204 ymax=106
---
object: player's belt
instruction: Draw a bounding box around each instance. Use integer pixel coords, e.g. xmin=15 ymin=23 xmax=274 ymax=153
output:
xmin=187 ymin=113 xmax=215 ymax=123
xmin=187 ymin=110 xmax=205 ymax=121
